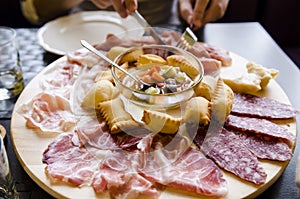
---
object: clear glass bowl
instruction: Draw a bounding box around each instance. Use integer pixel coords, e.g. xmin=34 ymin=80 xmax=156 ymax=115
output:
xmin=112 ymin=45 xmax=204 ymax=110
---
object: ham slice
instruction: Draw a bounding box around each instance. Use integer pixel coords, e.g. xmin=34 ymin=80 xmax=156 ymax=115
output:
xmin=141 ymin=134 xmax=228 ymax=197
xmin=43 ymin=133 xmax=100 ymax=186
xmin=92 ymin=150 xmax=163 ymax=198
xmin=19 ymin=93 xmax=76 ymax=133
xmin=75 ymin=117 xmax=119 ymax=150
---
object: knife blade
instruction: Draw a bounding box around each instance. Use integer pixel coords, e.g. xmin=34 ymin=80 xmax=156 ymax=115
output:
xmin=131 ymin=10 xmax=165 ymax=45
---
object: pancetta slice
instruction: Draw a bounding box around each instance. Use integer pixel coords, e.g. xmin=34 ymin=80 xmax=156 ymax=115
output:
xmin=225 ymin=115 xmax=295 ymax=146
xmin=231 ymin=93 xmax=297 ymax=119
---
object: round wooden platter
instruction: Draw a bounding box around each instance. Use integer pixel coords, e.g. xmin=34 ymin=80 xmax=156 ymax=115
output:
xmin=10 ymin=52 xmax=297 ymax=199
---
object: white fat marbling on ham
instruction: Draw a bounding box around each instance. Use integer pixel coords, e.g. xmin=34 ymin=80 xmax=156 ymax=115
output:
xmin=204 ymin=44 xmax=232 ymax=66
xmin=40 ymin=61 xmax=82 ymax=99
xmin=94 ymin=34 xmax=156 ymax=51
xmin=75 ymin=116 xmax=119 ymax=150
xmin=67 ymin=50 xmax=103 ymax=68
xmin=43 ymin=133 xmax=101 ymax=187
xmin=19 ymin=93 xmax=76 ymax=133
xmin=140 ymin=133 xmax=228 ymax=197
xmin=199 ymin=57 xmax=222 ymax=76
xmin=92 ymin=150 xmax=163 ymax=198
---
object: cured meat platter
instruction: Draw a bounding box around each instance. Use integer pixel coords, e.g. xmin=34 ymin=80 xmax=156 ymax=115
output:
xmin=10 ymin=36 xmax=297 ymax=198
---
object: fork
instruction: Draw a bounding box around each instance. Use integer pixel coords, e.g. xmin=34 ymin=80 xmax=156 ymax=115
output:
xmin=176 ymin=27 xmax=198 ymax=51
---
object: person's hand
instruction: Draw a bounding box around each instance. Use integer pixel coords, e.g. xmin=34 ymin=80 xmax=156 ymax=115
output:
xmin=179 ymin=0 xmax=229 ymax=30
xmin=91 ymin=0 xmax=137 ymax=18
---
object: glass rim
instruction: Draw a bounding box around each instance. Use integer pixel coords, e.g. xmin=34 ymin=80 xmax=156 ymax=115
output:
xmin=0 ymin=26 xmax=17 ymax=47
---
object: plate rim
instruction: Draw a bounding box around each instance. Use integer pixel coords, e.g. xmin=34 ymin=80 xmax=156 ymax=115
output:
xmin=37 ymin=10 xmax=144 ymax=55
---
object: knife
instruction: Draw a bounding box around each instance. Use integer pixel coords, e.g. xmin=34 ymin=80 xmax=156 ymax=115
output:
xmin=131 ymin=10 xmax=165 ymax=45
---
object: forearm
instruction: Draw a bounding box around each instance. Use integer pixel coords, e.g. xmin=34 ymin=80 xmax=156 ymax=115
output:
xmin=21 ymin=0 xmax=84 ymax=25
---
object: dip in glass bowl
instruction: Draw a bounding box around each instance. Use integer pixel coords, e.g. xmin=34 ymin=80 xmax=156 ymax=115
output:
xmin=112 ymin=45 xmax=204 ymax=110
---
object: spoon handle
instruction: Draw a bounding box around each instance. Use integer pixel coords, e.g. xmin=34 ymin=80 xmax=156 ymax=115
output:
xmin=80 ymin=40 xmax=140 ymax=83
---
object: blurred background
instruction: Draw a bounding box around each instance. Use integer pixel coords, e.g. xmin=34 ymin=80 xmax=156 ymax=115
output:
xmin=1 ymin=0 xmax=300 ymax=68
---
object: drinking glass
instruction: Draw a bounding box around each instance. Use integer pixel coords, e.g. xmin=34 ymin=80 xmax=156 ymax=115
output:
xmin=0 ymin=134 xmax=18 ymax=199
xmin=0 ymin=27 xmax=24 ymax=117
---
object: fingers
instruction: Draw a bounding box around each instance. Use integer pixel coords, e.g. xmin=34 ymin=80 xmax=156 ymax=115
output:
xmin=111 ymin=0 xmax=137 ymax=18
xmin=192 ymin=0 xmax=209 ymax=29
xmin=179 ymin=0 xmax=229 ymax=30
xmin=91 ymin=0 xmax=113 ymax=9
xmin=202 ymin=0 xmax=229 ymax=25
xmin=179 ymin=0 xmax=194 ymax=25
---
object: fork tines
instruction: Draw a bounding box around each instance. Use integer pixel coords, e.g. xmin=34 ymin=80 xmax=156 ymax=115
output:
xmin=176 ymin=27 xmax=198 ymax=51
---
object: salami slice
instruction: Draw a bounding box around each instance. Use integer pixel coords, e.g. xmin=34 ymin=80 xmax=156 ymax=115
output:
xmin=225 ymin=115 xmax=295 ymax=146
xmin=196 ymin=128 xmax=267 ymax=185
xmin=237 ymin=133 xmax=292 ymax=161
xmin=231 ymin=93 xmax=297 ymax=119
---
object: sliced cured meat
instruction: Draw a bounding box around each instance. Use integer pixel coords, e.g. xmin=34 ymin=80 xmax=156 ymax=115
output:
xmin=141 ymin=134 xmax=228 ymax=197
xmin=43 ymin=133 xmax=100 ymax=186
xmin=92 ymin=150 xmax=163 ymax=198
xmin=189 ymin=42 xmax=210 ymax=58
xmin=40 ymin=61 xmax=82 ymax=98
xmin=19 ymin=93 xmax=76 ymax=133
xmin=199 ymin=57 xmax=222 ymax=77
xmin=225 ymin=115 xmax=295 ymax=146
xmin=67 ymin=50 xmax=102 ymax=68
xmin=112 ymin=128 xmax=152 ymax=151
xmin=75 ymin=117 xmax=119 ymax=150
xmin=238 ymin=133 xmax=292 ymax=161
xmin=197 ymin=128 xmax=267 ymax=185
xmin=231 ymin=93 xmax=297 ymax=119
xmin=204 ymin=45 xmax=232 ymax=66
xmin=94 ymin=34 xmax=156 ymax=51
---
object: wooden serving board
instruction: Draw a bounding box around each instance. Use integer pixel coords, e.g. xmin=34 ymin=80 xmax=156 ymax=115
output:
xmin=10 ymin=52 xmax=297 ymax=199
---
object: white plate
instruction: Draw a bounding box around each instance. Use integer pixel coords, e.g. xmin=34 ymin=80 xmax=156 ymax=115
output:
xmin=37 ymin=11 xmax=144 ymax=55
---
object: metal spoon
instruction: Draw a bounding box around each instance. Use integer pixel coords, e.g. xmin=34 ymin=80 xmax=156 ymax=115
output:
xmin=80 ymin=40 xmax=151 ymax=90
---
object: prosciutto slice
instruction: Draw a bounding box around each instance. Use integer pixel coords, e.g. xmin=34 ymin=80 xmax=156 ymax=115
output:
xmin=196 ymin=128 xmax=267 ymax=185
xmin=92 ymin=150 xmax=163 ymax=198
xmin=43 ymin=133 xmax=100 ymax=186
xmin=231 ymin=93 xmax=297 ymax=119
xmin=225 ymin=115 xmax=295 ymax=146
xmin=75 ymin=117 xmax=119 ymax=150
xmin=19 ymin=93 xmax=76 ymax=133
xmin=141 ymin=134 xmax=228 ymax=197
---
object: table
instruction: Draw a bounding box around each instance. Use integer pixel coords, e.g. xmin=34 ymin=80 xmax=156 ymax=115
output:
xmin=1 ymin=22 xmax=300 ymax=199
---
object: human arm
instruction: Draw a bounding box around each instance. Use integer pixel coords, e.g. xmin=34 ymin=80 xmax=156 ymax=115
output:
xmin=20 ymin=0 xmax=84 ymax=25
xmin=179 ymin=0 xmax=229 ymax=30
xmin=21 ymin=0 xmax=137 ymax=25
xmin=91 ymin=0 xmax=137 ymax=18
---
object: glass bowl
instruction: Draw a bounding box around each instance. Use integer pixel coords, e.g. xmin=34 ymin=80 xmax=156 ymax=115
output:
xmin=112 ymin=45 xmax=204 ymax=110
